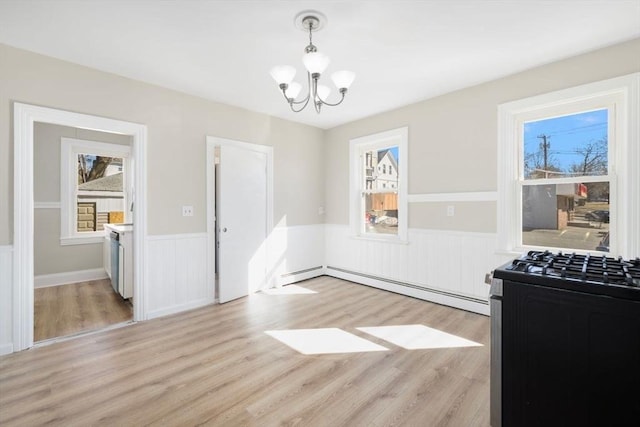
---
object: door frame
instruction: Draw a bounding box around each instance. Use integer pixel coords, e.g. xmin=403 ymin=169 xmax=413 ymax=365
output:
xmin=206 ymin=136 xmax=274 ymax=301
xmin=13 ymin=103 xmax=148 ymax=351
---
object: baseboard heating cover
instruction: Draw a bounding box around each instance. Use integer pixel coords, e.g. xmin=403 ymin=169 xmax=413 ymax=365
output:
xmin=278 ymin=266 xmax=325 ymax=286
xmin=280 ymin=266 xmax=324 ymax=278
xmin=325 ymin=266 xmax=489 ymax=315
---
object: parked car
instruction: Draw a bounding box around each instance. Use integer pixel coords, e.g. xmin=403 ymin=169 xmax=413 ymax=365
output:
xmin=585 ymin=210 xmax=610 ymax=223
xmin=595 ymin=232 xmax=610 ymax=252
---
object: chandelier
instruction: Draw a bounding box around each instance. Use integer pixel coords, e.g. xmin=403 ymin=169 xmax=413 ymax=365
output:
xmin=270 ymin=11 xmax=356 ymax=113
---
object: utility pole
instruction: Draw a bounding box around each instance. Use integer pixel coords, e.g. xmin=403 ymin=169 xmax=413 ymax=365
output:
xmin=537 ymin=134 xmax=550 ymax=178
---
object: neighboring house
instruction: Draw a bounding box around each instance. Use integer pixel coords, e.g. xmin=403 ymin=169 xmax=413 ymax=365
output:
xmin=523 ymin=183 xmax=587 ymax=230
xmin=376 ymin=149 xmax=398 ymax=190
xmin=77 ymin=172 xmax=125 ymax=231
xmin=365 ymin=149 xmax=399 ymax=221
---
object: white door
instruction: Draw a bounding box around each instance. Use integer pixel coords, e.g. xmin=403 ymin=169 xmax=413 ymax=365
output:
xmin=218 ymin=144 xmax=267 ymax=303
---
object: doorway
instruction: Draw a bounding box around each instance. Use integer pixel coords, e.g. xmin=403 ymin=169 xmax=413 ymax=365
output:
xmin=206 ymin=137 xmax=273 ymax=303
xmin=13 ymin=103 xmax=148 ymax=352
xmin=32 ymin=123 xmax=135 ymax=342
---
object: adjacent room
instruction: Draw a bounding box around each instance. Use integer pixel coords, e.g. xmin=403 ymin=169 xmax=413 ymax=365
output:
xmin=1 ymin=1 xmax=639 ymax=426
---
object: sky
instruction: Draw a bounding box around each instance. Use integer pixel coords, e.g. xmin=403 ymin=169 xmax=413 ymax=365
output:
xmin=523 ymin=109 xmax=608 ymax=173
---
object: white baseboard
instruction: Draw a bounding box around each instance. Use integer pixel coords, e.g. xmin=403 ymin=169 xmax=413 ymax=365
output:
xmin=326 ymin=267 xmax=490 ymax=316
xmin=34 ymin=268 xmax=108 ymax=288
xmin=277 ymin=266 xmax=325 ymax=287
xmin=146 ymin=297 xmax=216 ymax=320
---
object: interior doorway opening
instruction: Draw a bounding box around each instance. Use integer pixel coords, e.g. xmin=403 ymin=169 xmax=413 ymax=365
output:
xmin=13 ymin=103 xmax=148 ymax=352
xmin=32 ymin=122 xmax=136 ymax=343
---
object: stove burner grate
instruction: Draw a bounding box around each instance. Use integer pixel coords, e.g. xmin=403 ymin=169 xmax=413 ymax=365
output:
xmin=510 ymin=250 xmax=640 ymax=287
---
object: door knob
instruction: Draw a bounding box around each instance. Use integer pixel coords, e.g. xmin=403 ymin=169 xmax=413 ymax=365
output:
xmin=222 ymin=227 xmax=227 ymax=232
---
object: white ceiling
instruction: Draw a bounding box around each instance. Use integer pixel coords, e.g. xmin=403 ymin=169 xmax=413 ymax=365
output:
xmin=1 ymin=1 xmax=639 ymax=129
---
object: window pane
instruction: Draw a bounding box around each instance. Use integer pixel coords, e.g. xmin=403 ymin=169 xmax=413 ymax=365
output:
xmin=77 ymin=154 xmax=125 ymax=232
xmin=363 ymin=146 xmax=399 ymax=190
xmin=522 ymin=182 xmax=609 ymax=252
xmin=362 ymin=145 xmax=399 ymax=235
xmin=364 ymin=192 xmax=398 ymax=235
xmin=523 ymin=109 xmax=608 ymax=179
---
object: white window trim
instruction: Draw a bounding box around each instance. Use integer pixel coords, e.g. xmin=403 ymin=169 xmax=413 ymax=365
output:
xmin=350 ymin=126 xmax=408 ymax=242
xmin=498 ymin=73 xmax=639 ymax=258
xmin=60 ymin=137 xmax=131 ymax=245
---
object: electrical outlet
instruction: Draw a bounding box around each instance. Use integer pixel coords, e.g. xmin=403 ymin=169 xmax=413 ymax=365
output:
xmin=182 ymin=205 xmax=194 ymax=217
xmin=447 ymin=205 xmax=455 ymax=217
xmin=318 ymin=206 xmax=325 ymax=215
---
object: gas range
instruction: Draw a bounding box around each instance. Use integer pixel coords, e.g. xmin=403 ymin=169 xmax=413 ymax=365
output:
xmin=493 ymin=250 xmax=640 ymax=301
xmin=490 ymin=250 xmax=640 ymax=426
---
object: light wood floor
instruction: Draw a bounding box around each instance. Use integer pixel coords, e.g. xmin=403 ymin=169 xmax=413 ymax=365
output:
xmin=34 ymin=279 xmax=133 ymax=342
xmin=1 ymin=276 xmax=490 ymax=426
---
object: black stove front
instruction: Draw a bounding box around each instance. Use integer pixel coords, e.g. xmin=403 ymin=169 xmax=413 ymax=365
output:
xmin=491 ymin=251 xmax=640 ymax=427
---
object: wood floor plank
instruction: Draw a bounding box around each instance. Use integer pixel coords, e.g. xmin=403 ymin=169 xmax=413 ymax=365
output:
xmin=34 ymin=279 xmax=133 ymax=342
xmin=1 ymin=276 xmax=490 ymax=426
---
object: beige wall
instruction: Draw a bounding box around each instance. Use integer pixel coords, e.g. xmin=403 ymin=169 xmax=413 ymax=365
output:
xmin=0 ymin=43 xmax=325 ymax=245
xmin=33 ymin=123 xmax=131 ymax=275
xmin=324 ymin=38 xmax=640 ymax=232
xmin=2 ymin=39 xmax=638 ymax=242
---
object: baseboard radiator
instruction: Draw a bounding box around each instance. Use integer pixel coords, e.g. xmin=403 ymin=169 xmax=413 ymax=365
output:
xmin=325 ymin=265 xmax=489 ymax=315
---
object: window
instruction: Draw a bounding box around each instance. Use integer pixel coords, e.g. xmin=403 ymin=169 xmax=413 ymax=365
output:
xmin=350 ymin=127 xmax=408 ymax=241
xmin=521 ymin=109 xmax=610 ymax=251
xmin=61 ymin=138 xmax=131 ymax=245
xmin=498 ymin=73 xmax=639 ymax=257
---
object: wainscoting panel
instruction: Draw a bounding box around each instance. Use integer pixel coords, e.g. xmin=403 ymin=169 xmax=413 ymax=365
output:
xmin=145 ymin=234 xmax=212 ymax=319
xmin=267 ymin=224 xmax=325 ymax=286
xmin=0 ymin=246 xmax=13 ymax=355
xmin=325 ymin=224 xmax=513 ymax=315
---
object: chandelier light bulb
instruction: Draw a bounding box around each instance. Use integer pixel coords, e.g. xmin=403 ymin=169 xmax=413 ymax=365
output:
xmin=316 ymin=84 xmax=331 ymax=101
xmin=285 ymin=82 xmax=302 ymax=99
xmin=302 ymin=52 xmax=330 ymax=75
xmin=331 ymin=70 xmax=356 ymax=90
xmin=270 ymin=65 xmax=297 ymax=85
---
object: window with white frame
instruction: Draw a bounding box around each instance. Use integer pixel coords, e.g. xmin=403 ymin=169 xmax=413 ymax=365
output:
xmin=498 ymin=74 xmax=639 ymax=257
xmin=350 ymin=127 xmax=408 ymax=241
xmin=60 ymin=138 xmax=131 ymax=245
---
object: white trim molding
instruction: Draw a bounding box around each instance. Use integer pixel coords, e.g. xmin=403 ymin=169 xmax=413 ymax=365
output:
xmin=408 ymin=191 xmax=497 ymax=203
xmin=13 ymin=102 xmax=148 ymax=352
xmin=34 ymin=268 xmax=108 ymax=288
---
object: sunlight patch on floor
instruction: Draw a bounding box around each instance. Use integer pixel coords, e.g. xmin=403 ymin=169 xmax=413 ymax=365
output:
xmin=265 ymin=328 xmax=389 ymax=355
xmin=262 ymin=285 xmax=318 ymax=295
xmin=357 ymin=324 xmax=483 ymax=350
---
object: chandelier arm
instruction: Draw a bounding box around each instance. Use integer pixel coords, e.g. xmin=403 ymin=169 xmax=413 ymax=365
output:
xmin=290 ymin=72 xmax=313 ymax=105
xmin=316 ymin=90 xmax=347 ymax=107
xmin=289 ymin=72 xmax=313 ymax=112
xmin=289 ymin=95 xmax=311 ymax=113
